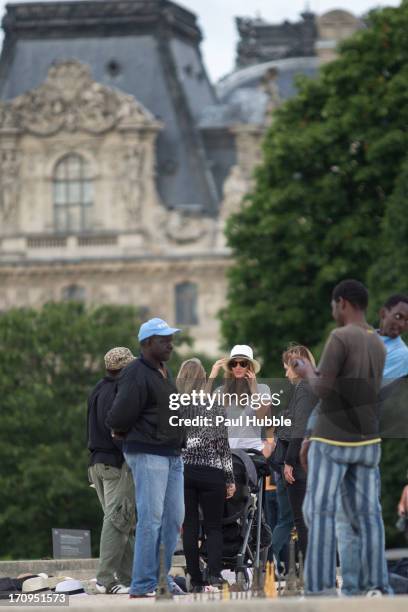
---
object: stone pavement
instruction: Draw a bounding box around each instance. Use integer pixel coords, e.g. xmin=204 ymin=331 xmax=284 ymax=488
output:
xmin=2 ymin=554 xmax=408 ymax=610
xmin=6 ymin=594 xmax=408 ymax=611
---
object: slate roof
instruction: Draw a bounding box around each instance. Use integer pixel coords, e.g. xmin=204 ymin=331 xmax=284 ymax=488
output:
xmin=200 ymin=57 xmax=319 ymax=128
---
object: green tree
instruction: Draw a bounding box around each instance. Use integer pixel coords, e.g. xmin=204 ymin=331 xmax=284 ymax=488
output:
xmin=367 ymin=157 xmax=408 ymax=317
xmin=220 ymin=1 xmax=408 ymax=546
xmin=0 ymin=302 xmax=192 ymax=559
xmin=221 ymin=1 xmax=408 ymax=373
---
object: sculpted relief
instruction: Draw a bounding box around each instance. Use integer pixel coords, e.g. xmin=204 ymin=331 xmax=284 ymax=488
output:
xmin=120 ymin=144 xmax=146 ymax=222
xmin=164 ymin=209 xmax=212 ymax=244
xmin=0 ymin=149 xmax=21 ymax=226
xmin=0 ymin=60 xmax=160 ymax=136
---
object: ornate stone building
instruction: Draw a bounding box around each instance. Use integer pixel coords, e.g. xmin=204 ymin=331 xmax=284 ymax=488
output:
xmin=0 ymin=0 xmax=361 ymax=355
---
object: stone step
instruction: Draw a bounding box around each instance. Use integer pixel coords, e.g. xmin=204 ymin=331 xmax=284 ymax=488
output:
xmin=0 ymin=555 xmax=186 ymax=579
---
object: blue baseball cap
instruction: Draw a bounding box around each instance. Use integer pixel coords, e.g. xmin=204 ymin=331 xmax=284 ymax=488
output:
xmin=138 ymin=317 xmax=181 ymax=342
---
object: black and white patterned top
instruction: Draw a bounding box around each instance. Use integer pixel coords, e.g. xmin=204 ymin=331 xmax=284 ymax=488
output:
xmin=181 ymin=402 xmax=234 ymax=485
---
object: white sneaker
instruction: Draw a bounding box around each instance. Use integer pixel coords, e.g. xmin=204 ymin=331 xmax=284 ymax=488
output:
xmin=366 ymin=589 xmax=383 ymax=598
xmin=203 ymin=585 xmax=220 ymax=593
xmin=95 ymin=583 xmax=129 ymax=594
xmin=108 ymin=584 xmax=130 ymax=595
xmin=129 ymin=591 xmax=157 ymax=598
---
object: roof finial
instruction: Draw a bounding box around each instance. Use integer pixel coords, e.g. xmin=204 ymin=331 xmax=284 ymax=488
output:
xmin=304 ymin=0 xmax=312 ymax=12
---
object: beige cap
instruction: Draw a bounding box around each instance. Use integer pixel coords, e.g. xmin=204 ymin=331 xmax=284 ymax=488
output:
xmin=104 ymin=347 xmax=135 ymax=371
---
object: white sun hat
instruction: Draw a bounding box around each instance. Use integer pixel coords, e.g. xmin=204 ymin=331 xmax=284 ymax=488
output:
xmin=55 ymin=579 xmax=88 ymax=597
xmin=226 ymin=345 xmax=261 ymax=374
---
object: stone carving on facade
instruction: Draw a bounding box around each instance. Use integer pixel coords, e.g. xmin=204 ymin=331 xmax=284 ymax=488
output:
xmin=0 ymin=149 xmax=21 ymax=226
xmin=121 ymin=144 xmax=146 ymax=223
xmin=260 ymin=67 xmax=281 ymax=123
xmin=220 ymin=165 xmax=249 ymax=221
xmin=0 ymin=61 xmax=160 ymax=136
xmin=158 ymin=209 xmax=212 ymax=245
xmin=164 ymin=210 xmax=210 ymax=244
xmin=231 ymin=125 xmax=264 ymax=182
xmin=215 ymin=163 xmax=252 ymax=250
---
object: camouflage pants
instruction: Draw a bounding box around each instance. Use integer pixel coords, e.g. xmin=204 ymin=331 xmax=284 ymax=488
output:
xmin=89 ymin=462 xmax=136 ymax=589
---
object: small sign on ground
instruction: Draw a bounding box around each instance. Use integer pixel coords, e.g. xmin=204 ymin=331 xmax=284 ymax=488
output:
xmin=52 ymin=528 xmax=91 ymax=559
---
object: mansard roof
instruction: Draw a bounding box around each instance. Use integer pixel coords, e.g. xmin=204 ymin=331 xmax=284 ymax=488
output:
xmin=0 ymin=1 xmax=219 ymax=214
xmin=2 ymin=0 xmax=202 ymax=42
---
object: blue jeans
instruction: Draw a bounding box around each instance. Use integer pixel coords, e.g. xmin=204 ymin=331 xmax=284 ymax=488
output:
xmin=303 ymin=441 xmax=390 ymax=595
xmin=272 ymin=474 xmax=294 ymax=560
xmin=264 ymin=489 xmax=279 ymax=562
xmin=124 ymin=453 xmax=184 ymax=595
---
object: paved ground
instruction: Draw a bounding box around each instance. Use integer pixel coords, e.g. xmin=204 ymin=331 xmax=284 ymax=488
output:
xmin=4 ymin=594 xmax=408 ymax=611
xmin=2 ymin=556 xmax=408 ymax=610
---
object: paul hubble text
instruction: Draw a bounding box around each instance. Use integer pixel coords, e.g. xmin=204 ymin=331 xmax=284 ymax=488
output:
xmin=169 ymin=415 xmax=291 ymax=428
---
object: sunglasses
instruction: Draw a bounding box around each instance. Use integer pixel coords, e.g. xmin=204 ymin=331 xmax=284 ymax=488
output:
xmin=229 ymin=360 xmax=249 ymax=369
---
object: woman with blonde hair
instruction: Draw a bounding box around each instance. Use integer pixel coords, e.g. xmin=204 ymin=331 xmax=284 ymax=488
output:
xmin=208 ymin=345 xmax=273 ymax=457
xmin=274 ymin=344 xmax=317 ymax=559
xmin=176 ymin=358 xmax=235 ymax=592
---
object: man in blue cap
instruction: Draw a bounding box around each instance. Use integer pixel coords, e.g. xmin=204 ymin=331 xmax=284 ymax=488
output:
xmin=106 ymin=318 xmax=185 ymax=598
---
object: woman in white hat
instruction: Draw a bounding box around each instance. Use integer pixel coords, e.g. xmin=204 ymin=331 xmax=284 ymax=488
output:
xmin=209 ymin=345 xmax=273 ymax=458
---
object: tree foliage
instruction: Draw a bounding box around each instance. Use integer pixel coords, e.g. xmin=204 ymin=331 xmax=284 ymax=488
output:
xmin=0 ymin=302 xmax=190 ymax=559
xmin=368 ymin=158 xmax=408 ymax=316
xmin=220 ymin=1 xmax=408 ymax=545
xmin=221 ymin=1 xmax=408 ymax=371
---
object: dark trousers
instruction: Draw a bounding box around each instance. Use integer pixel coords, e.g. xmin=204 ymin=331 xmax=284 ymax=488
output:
xmin=272 ymin=474 xmax=294 ymax=561
xmin=264 ymin=490 xmax=278 ymax=562
xmin=182 ymin=466 xmax=225 ymax=584
xmin=287 ymin=469 xmax=308 ymax=559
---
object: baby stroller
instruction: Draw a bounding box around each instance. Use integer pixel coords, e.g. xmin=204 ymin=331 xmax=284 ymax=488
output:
xmin=201 ymin=449 xmax=272 ymax=589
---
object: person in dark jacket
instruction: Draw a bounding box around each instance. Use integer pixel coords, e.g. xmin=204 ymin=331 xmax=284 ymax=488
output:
xmin=87 ymin=346 xmax=136 ymax=595
xmin=106 ymin=318 xmax=185 ymax=599
xmin=279 ymin=344 xmax=317 ymax=559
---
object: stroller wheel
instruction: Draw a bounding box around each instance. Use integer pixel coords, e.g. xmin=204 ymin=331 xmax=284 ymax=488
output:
xmin=235 ymin=569 xmax=250 ymax=591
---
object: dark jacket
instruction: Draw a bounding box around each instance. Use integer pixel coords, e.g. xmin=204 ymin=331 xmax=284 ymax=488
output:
xmin=106 ymin=356 xmax=185 ymax=456
xmin=87 ymin=375 xmax=123 ymax=468
xmin=276 ymin=380 xmax=317 ymax=468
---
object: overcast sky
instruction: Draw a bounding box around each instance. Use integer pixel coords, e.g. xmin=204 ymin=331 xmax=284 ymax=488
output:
xmin=0 ymin=0 xmax=402 ymax=81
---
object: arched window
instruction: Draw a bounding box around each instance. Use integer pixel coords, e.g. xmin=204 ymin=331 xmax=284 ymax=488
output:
xmin=53 ymin=154 xmax=93 ymax=232
xmin=61 ymin=284 xmax=86 ymax=302
xmin=175 ymin=282 xmax=198 ymax=325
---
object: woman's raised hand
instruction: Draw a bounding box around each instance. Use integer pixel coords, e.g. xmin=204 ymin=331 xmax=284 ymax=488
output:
xmin=209 ymin=358 xmax=227 ymax=378
xmin=245 ymin=368 xmax=257 ymax=392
